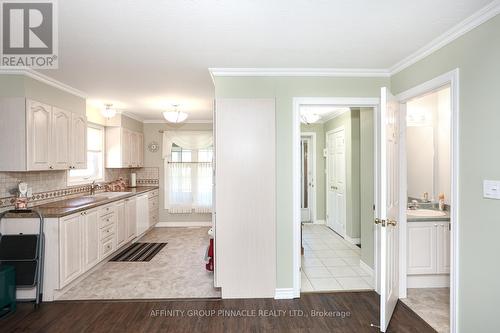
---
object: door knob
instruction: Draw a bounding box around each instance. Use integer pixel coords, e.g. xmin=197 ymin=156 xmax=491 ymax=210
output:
xmin=374 ymin=218 xmax=385 ymax=225
xmin=387 ymin=219 xmax=397 ymax=226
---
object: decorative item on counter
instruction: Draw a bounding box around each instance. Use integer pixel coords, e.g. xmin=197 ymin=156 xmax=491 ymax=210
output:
xmin=422 ymin=192 xmax=429 ymax=202
xmin=438 ymin=193 xmax=445 ymax=211
xmin=14 ymin=182 xmax=29 ymax=210
xmin=130 ymin=173 xmax=137 ymax=188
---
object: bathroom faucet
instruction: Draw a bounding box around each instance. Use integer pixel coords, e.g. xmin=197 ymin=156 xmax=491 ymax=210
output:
xmin=408 ymin=200 xmax=419 ymax=210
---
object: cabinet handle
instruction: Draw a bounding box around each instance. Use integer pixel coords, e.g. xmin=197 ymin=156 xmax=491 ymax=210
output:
xmin=106 ymin=218 xmax=109 ymax=222
xmin=49 ymin=165 xmax=53 ymax=169
xmin=434 ymin=224 xmax=438 ymax=227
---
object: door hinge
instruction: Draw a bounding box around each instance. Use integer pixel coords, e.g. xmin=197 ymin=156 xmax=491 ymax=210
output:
xmin=373 ymin=204 xmax=376 ymax=211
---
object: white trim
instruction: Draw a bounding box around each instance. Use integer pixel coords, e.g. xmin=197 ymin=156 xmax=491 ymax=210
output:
xmin=390 ymin=0 xmax=500 ymax=75
xmin=292 ymin=97 xmax=380 ymax=299
xmin=122 ymin=111 xmax=145 ymax=123
xmin=155 ymin=221 xmax=212 ymax=227
xmin=396 ymin=68 xmax=459 ymax=333
xmin=300 ymin=132 xmax=317 ymax=223
xmin=143 ymin=119 xmax=213 ymax=124
xmin=318 ymin=108 xmax=350 ymax=123
xmin=209 ymin=68 xmax=390 ymax=78
xmin=345 ymin=236 xmax=361 ymax=245
xmin=274 ymin=288 xmax=295 ymax=299
xmin=360 ymin=260 xmax=375 ymax=277
xmin=0 ymin=68 xmax=87 ymax=98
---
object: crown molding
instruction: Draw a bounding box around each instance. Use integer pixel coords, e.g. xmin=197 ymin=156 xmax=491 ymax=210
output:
xmin=143 ymin=119 xmax=213 ymax=124
xmin=389 ymin=0 xmax=500 ymax=75
xmin=209 ymin=67 xmax=390 ymax=78
xmin=121 ymin=111 xmax=145 ymax=123
xmin=0 ymin=67 xmax=87 ymax=98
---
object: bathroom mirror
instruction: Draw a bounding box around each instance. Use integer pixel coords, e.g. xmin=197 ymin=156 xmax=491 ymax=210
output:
xmin=406 ymin=87 xmax=451 ymax=203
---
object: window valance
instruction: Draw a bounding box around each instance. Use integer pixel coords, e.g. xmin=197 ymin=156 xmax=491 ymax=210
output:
xmin=162 ymin=131 xmax=213 ymax=159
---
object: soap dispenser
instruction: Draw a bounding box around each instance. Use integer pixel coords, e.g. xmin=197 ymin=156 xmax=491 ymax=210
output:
xmin=438 ymin=193 xmax=445 ymax=211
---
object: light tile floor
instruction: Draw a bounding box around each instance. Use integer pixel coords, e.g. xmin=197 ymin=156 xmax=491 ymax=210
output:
xmin=301 ymin=224 xmax=374 ymax=292
xmin=402 ymin=288 xmax=450 ymax=333
xmin=58 ymin=227 xmax=221 ymax=300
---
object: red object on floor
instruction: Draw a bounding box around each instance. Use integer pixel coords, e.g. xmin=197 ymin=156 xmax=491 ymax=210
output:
xmin=206 ymin=239 xmax=214 ymax=271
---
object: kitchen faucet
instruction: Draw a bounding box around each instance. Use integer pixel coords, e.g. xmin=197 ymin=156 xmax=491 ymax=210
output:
xmin=90 ymin=180 xmax=98 ymax=195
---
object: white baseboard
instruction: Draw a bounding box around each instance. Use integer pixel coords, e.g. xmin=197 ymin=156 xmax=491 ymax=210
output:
xmin=360 ymin=260 xmax=374 ymax=277
xmin=275 ymin=288 xmax=295 ymax=299
xmin=345 ymin=235 xmax=361 ymax=245
xmin=313 ymin=219 xmax=326 ymax=225
xmin=156 ymin=221 xmax=212 ymax=227
xmin=407 ymin=274 xmax=450 ymax=288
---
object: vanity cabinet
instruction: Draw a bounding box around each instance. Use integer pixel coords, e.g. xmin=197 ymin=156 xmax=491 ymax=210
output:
xmin=407 ymin=221 xmax=450 ymax=275
xmin=105 ymin=127 xmax=144 ymax=168
xmin=0 ymin=98 xmax=87 ymax=171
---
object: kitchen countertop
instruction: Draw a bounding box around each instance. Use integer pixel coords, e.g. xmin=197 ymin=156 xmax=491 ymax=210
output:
xmin=5 ymin=186 xmax=158 ymax=218
xmin=407 ymin=209 xmax=450 ymax=222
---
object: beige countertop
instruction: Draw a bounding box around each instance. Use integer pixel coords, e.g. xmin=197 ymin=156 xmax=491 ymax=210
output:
xmin=5 ymin=186 xmax=158 ymax=218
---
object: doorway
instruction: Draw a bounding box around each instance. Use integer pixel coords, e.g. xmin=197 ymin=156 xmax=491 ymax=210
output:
xmin=300 ymin=133 xmax=316 ymax=223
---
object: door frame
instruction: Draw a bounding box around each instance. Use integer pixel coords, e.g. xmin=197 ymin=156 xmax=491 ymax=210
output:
xmin=325 ymin=126 xmax=347 ymax=237
xmin=300 ymin=132 xmax=317 ymax=223
xmin=396 ymin=69 xmax=459 ymax=333
xmin=292 ymin=97 xmax=380 ymax=298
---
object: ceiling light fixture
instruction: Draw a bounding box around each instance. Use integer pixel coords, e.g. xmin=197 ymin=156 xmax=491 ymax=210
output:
xmin=300 ymin=113 xmax=321 ymax=124
xmin=101 ymin=103 xmax=117 ymax=119
xmin=163 ymin=104 xmax=188 ymax=123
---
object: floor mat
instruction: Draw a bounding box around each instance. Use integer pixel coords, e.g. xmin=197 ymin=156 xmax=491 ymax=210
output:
xmin=110 ymin=242 xmax=167 ymax=262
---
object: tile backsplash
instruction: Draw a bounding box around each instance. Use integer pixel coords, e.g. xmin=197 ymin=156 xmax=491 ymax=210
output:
xmin=0 ymin=167 xmax=159 ymax=209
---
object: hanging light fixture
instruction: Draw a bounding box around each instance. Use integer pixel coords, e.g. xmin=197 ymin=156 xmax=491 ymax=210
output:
xmin=163 ymin=104 xmax=188 ymax=123
xmin=300 ymin=113 xmax=321 ymax=124
xmin=101 ymin=103 xmax=117 ymax=119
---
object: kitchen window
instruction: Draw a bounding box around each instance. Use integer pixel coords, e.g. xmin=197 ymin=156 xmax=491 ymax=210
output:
xmin=67 ymin=124 xmax=105 ymax=185
xmin=166 ymin=145 xmax=213 ymax=213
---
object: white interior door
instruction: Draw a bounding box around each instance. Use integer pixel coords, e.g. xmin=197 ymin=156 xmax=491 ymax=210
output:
xmin=327 ymin=128 xmax=346 ymax=236
xmin=300 ymin=136 xmax=313 ymax=222
xmin=378 ymin=87 xmax=401 ymax=332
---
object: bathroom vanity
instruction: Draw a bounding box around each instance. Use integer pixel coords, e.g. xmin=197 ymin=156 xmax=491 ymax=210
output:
xmin=407 ymin=208 xmax=450 ymax=288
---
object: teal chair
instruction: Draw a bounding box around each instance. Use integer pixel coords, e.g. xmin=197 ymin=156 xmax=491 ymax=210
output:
xmin=0 ymin=265 xmax=16 ymax=318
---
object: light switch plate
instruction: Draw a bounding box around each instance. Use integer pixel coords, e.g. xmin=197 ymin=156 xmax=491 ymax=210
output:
xmin=483 ymin=180 xmax=500 ymax=199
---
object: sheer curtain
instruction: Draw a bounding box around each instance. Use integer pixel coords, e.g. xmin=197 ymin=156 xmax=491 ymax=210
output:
xmin=164 ymin=131 xmax=213 ymax=214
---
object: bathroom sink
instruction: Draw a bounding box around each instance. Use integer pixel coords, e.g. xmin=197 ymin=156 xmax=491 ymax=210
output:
xmin=407 ymin=209 xmax=446 ymax=217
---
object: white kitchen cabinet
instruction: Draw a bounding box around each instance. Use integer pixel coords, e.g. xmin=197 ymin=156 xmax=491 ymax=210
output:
xmin=59 ymin=213 xmax=83 ymax=288
xmin=0 ymin=98 xmax=87 ymax=171
xmin=125 ymin=197 xmax=137 ymax=241
xmin=27 ymin=100 xmax=52 ymax=170
xmin=71 ymin=113 xmax=87 ymax=169
xmin=115 ymin=200 xmax=126 ymax=248
xmin=105 ymin=127 xmax=143 ymax=168
xmin=136 ymin=194 xmax=150 ymax=236
xmin=83 ymin=209 xmax=100 ymax=270
xmin=51 ymin=107 xmax=71 ymax=170
xmin=138 ymin=133 xmax=144 ymax=167
xmin=437 ymin=223 xmax=451 ymax=274
xmin=407 ymin=221 xmax=450 ymax=275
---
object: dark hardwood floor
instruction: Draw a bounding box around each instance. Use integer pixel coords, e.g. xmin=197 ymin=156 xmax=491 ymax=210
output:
xmin=1 ymin=291 xmax=435 ymax=333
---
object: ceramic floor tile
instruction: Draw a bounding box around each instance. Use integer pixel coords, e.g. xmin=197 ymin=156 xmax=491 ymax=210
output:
xmin=334 ymin=249 xmax=360 ymax=257
xmin=326 ymin=266 xmax=359 ymax=278
xmin=336 ymin=277 xmax=372 ymax=290
xmin=313 ymin=250 xmax=337 ymax=258
xmin=342 ymin=257 xmax=361 ymax=266
xmin=351 ymin=266 xmax=370 ymax=276
xmin=402 ymin=288 xmax=450 ymax=333
xmin=320 ymin=258 xmax=348 ymax=267
xmin=301 ymin=277 xmax=314 ymax=292
xmin=302 ymin=257 xmax=324 ymax=267
xmin=309 ymin=278 xmax=343 ymax=291
xmin=303 ymin=267 xmax=332 ymax=279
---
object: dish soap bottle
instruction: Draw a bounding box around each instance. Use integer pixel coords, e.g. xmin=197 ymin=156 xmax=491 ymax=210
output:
xmin=438 ymin=193 xmax=445 ymax=211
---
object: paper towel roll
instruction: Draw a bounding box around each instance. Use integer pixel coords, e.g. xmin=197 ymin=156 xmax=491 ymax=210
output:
xmin=130 ymin=173 xmax=137 ymax=187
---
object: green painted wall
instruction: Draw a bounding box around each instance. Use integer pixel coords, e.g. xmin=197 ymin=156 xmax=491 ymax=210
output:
xmin=391 ymin=14 xmax=500 ymax=332
xmin=324 ymin=110 xmax=361 ymax=240
xmin=215 ymin=76 xmax=388 ymax=288
xmin=360 ymin=108 xmax=374 ymax=268
xmin=300 ymin=123 xmax=326 ymax=221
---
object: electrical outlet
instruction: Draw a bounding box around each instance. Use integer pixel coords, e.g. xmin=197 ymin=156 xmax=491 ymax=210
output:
xmin=483 ymin=180 xmax=500 ymax=199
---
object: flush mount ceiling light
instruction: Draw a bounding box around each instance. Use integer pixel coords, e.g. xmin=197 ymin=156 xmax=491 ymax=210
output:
xmin=163 ymin=104 xmax=188 ymax=123
xmin=300 ymin=113 xmax=321 ymax=124
xmin=101 ymin=103 xmax=117 ymax=119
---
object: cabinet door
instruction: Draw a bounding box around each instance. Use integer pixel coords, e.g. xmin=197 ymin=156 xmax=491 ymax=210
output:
xmin=83 ymin=209 xmax=100 ymax=270
xmin=125 ymin=198 xmax=137 ymax=240
xmin=437 ymin=223 xmax=451 ymax=274
xmin=115 ymin=201 xmax=126 ymax=248
xmin=136 ymin=194 xmax=150 ymax=236
xmin=72 ymin=113 xmax=87 ymax=169
xmin=407 ymin=222 xmax=437 ymax=275
xmin=26 ymin=100 xmax=52 ymax=170
xmin=122 ymin=128 xmax=131 ymax=167
xmin=138 ymin=133 xmax=144 ymax=167
xmin=130 ymin=131 xmax=138 ymax=167
xmin=51 ymin=107 xmax=71 ymax=170
xmin=60 ymin=214 xmax=83 ymax=288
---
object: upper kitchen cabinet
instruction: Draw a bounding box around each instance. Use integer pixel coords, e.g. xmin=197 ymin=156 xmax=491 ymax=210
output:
xmin=105 ymin=127 xmax=143 ymax=168
xmin=0 ymin=98 xmax=88 ymax=171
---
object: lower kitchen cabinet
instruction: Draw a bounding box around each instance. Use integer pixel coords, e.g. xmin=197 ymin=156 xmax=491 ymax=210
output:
xmin=59 ymin=213 xmax=83 ymax=288
xmin=115 ymin=201 xmax=126 ymax=248
xmin=83 ymin=209 xmax=100 ymax=271
xmin=125 ymin=197 xmax=137 ymax=241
